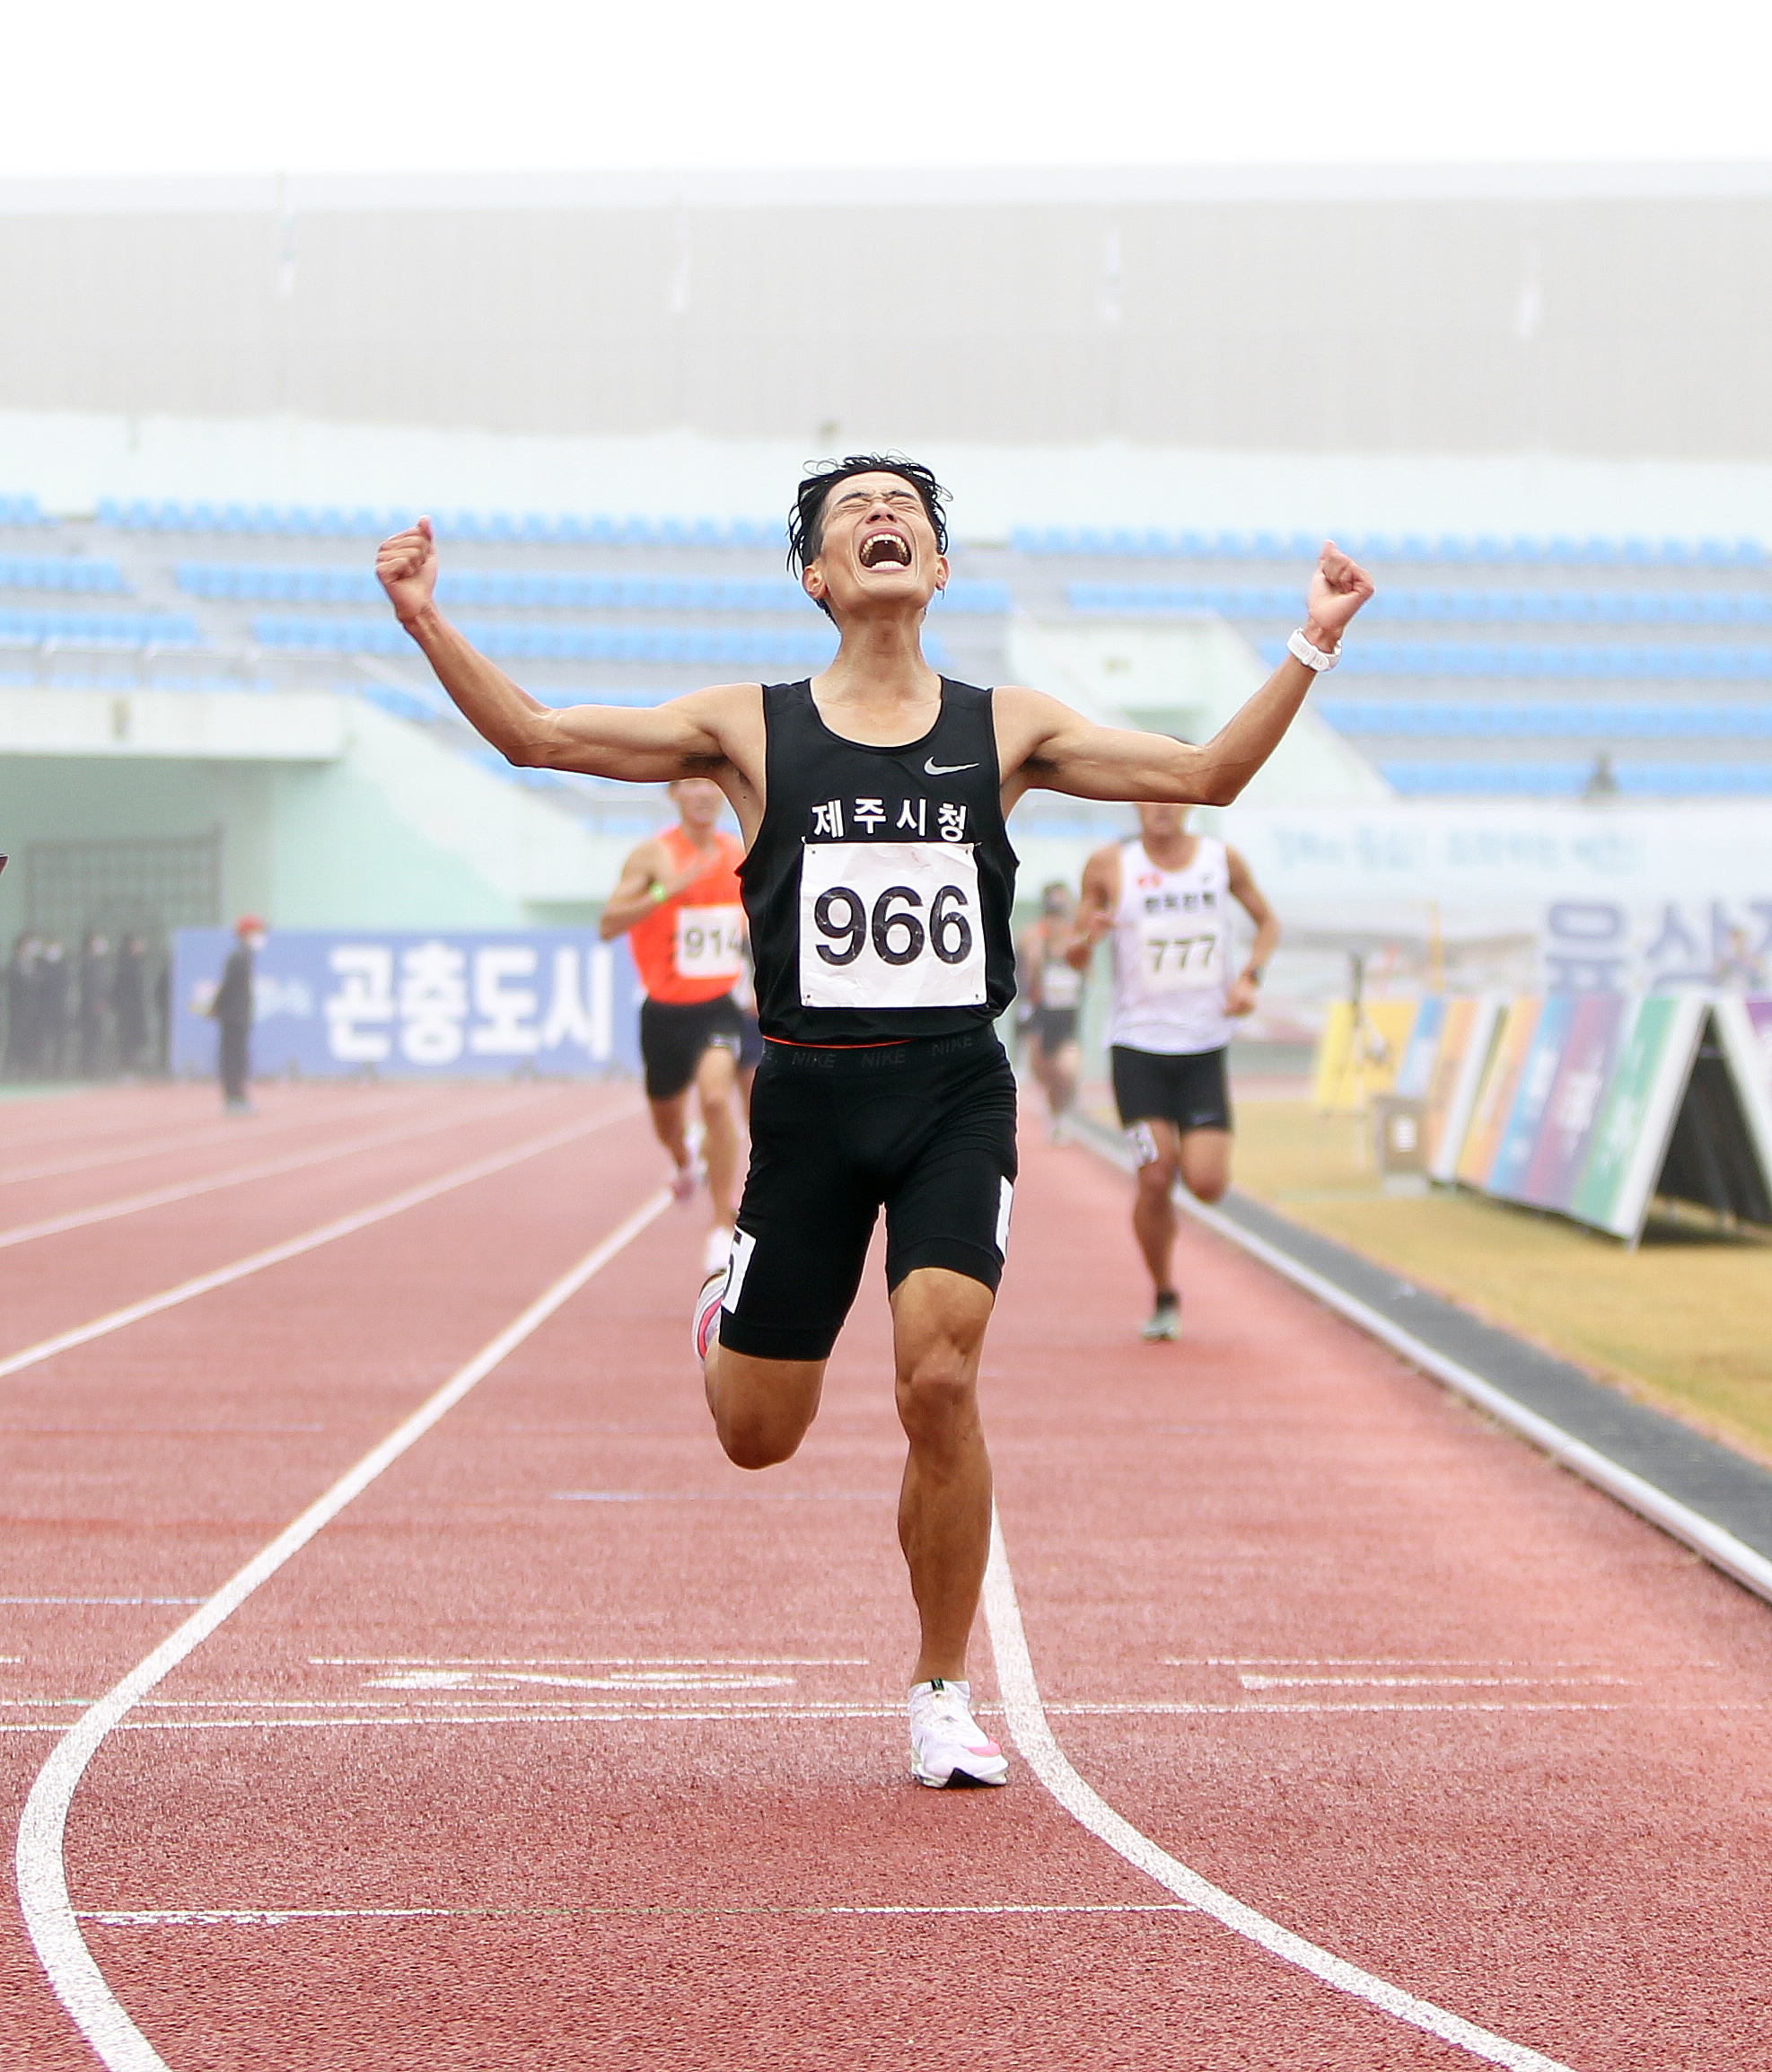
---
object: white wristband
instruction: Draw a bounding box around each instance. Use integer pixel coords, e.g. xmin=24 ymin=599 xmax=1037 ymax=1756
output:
xmin=1287 ymin=627 xmax=1340 ymax=673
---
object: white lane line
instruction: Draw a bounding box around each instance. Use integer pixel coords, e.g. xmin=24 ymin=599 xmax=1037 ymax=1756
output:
xmin=1171 ymin=1657 xmax=1619 ymax=1667
xmin=0 ymin=1598 xmax=206 ymax=1607
xmin=983 ymin=1509 xmax=1577 ymax=2072
xmin=0 ymin=1101 xmax=635 ymax=1385
xmin=83 ymin=1901 xmax=1196 ymax=1926
xmin=309 ymin=1655 xmax=871 ymax=1665
xmin=1075 ymin=1119 xmax=1772 ymax=1609
xmin=1238 ymin=1674 xmax=1633 ymax=1690
xmin=552 ymin=1488 xmax=889 ymax=1502
xmin=13 ymin=1699 xmax=1757 ymax=1732
xmin=0 ymin=1095 xmax=420 ymax=1188
xmin=0 ymin=1090 xmax=544 ymax=1252
xmin=14 ymin=1181 xmax=671 ymax=2072
xmin=360 ymin=1665 xmax=791 ymax=1682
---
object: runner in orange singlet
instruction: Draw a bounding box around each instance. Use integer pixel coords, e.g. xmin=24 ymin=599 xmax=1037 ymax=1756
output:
xmin=601 ymin=777 xmax=749 ymax=1274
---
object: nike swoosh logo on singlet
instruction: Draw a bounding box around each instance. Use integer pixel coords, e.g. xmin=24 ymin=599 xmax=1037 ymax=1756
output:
xmin=924 ymin=758 xmax=978 ymax=776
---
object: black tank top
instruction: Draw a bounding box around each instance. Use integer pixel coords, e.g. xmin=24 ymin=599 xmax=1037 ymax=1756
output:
xmin=741 ymin=678 xmax=1019 ymax=1045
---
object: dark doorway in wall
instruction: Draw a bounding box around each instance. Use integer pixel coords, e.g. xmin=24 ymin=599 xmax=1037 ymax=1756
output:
xmin=24 ymin=830 xmax=222 ymax=949
xmin=7 ymin=831 xmax=224 ymax=1076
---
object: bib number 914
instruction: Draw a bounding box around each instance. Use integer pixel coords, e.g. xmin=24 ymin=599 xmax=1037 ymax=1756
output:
xmin=799 ymin=841 xmax=987 ymax=1010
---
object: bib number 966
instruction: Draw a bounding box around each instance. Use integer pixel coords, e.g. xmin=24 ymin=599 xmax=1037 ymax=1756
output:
xmin=799 ymin=841 xmax=987 ymax=1009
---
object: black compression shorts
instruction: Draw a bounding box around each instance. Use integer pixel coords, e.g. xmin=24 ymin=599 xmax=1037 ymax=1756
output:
xmin=1030 ymin=1005 xmax=1079 ymax=1056
xmin=1110 ymin=1043 xmax=1233 ymax=1137
xmin=738 ymin=1011 xmax=763 ymax=1072
xmin=717 ymin=1024 xmax=1019 ymax=1364
xmin=638 ymin=994 xmax=745 ymax=1102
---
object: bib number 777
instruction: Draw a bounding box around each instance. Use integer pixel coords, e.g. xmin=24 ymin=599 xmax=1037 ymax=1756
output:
xmin=799 ymin=841 xmax=987 ymax=1009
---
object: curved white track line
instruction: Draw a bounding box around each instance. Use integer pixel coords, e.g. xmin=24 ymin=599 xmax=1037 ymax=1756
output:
xmin=0 ymin=1089 xmax=544 ymax=1252
xmin=0 ymin=1102 xmax=636 ymax=1385
xmin=983 ymin=1510 xmax=1577 ymax=2072
xmin=16 ymin=1186 xmax=671 ymax=2072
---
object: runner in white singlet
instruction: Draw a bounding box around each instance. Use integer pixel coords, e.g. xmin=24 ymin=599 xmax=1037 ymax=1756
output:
xmin=1070 ymin=803 xmax=1278 ymax=1340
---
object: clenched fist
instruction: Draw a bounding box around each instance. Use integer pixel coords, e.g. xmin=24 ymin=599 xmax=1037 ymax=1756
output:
xmin=1303 ymin=541 xmax=1375 ymax=649
xmin=376 ymin=516 xmax=438 ymax=624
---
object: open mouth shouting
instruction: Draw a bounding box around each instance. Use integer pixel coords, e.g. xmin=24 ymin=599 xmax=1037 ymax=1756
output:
xmin=858 ymin=529 xmax=913 ymax=569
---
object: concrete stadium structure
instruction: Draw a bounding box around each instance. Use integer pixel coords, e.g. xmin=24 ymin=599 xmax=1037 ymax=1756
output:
xmin=4 ymin=163 xmax=1772 ymax=461
xmin=3 ymin=163 xmax=1770 ymax=1070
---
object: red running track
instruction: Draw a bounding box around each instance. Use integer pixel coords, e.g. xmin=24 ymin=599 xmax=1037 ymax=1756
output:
xmin=4 ymin=1086 xmax=1772 ymax=2068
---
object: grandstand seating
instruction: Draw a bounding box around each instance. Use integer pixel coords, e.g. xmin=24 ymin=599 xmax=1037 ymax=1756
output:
xmin=1382 ymin=761 xmax=1772 ymax=796
xmin=1258 ymin=637 xmax=1772 ymax=680
xmin=178 ymin=562 xmax=1010 ymax=614
xmin=0 ymin=607 xmax=202 ymax=649
xmin=250 ymin=615 xmax=841 ymax=670
xmin=0 ymin=555 xmax=127 ymax=596
xmin=4 ymin=488 xmax=1768 ymax=796
xmin=1319 ymin=699 xmax=1772 ymax=740
xmin=1021 ymin=526 xmax=1767 ymax=570
xmin=1072 ymin=583 xmax=1772 ymax=628
xmin=99 ymin=499 xmax=786 ymax=549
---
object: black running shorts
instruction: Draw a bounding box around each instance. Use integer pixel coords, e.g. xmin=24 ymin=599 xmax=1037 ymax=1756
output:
xmin=718 ymin=1025 xmax=1019 ymax=1364
xmin=1110 ymin=1043 xmax=1233 ymax=1137
xmin=638 ymin=994 xmax=745 ymax=1102
xmin=1031 ymin=1005 xmax=1079 ymax=1057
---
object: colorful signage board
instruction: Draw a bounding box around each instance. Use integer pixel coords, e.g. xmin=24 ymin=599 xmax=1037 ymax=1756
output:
xmin=1487 ymin=993 xmax=1581 ymax=1200
xmin=1425 ymin=996 xmax=1506 ymax=1182
xmin=1454 ymin=997 xmax=1542 ymax=1187
xmin=1566 ymin=995 xmax=1707 ymax=1242
xmin=1390 ymin=996 xmax=1445 ymax=1100
xmin=1311 ymin=997 xmax=1423 ymax=1114
xmin=1516 ymin=992 xmax=1631 ymax=1211
xmin=1710 ymin=997 xmax=1772 ymax=1207
xmin=172 ymin=928 xmax=643 ymax=1081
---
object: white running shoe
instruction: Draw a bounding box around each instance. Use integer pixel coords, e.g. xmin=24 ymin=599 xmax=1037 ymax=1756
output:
xmin=908 ymin=1678 xmax=1008 ymax=1788
xmin=691 ymin=1269 xmax=725 ymax=1365
xmin=671 ymin=1157 xmax=705 ymax=1205
xmin=702 ymin=1223 xmax=733 ymax=1277
xmin=1140 ymin=1292 xmax=1181 ymax=1342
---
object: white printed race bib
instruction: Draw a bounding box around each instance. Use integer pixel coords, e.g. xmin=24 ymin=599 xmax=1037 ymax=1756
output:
xmin=799 ymin=842 xmax=987 ymax=1009
xmin=1137 ymin=921 xmax=1224 ymax=993
xmin=1040 ymin=961 xmax=1083 ymax=1010
xmin=674 ymin=904 xmax=745 ymax=982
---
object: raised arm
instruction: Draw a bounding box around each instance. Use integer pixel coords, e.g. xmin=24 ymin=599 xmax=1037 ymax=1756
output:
xmin=1000 ymin=543 xmax=1373 ymax=809
xmin=374 ymin=518 xmax=755 ymax=790
xmin=1224 ymin=846 xmax=1279 ymax=1017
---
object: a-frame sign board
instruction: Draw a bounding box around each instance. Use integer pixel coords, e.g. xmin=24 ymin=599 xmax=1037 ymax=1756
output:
xmin=1567 ymin=996 xmax=1772 ymax=1248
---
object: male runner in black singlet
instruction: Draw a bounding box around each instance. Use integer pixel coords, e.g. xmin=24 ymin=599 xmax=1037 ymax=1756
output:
xmin=376 ymin=461 xmax=1373 ymax=1787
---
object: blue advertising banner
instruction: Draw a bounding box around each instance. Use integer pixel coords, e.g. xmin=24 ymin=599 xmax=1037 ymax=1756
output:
xmin=171 ymin=929 xmax=642 ymax=1080
xmin=1390 ymin=995 xmax=1446 ymax=1100
xmin=1486 ymin=991 xmax=1580 ymax=1200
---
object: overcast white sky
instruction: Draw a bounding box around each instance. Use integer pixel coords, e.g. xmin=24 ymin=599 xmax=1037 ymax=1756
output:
xmin=2 ymin=0 xmax=1768 ymax=178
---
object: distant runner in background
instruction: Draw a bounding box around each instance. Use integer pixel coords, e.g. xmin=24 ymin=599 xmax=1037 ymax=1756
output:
xmin=1016 ymin=881 xmax=1084 ymax=1138
xmin=601 ymin=777 xmax=750 ymax=1277
xmin=1071 ymin=805 xmax=1277 ymax=1341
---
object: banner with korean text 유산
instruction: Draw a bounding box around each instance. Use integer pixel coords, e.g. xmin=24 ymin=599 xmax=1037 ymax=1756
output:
xmin=171 ymin=930 xmax=643 ymax=1080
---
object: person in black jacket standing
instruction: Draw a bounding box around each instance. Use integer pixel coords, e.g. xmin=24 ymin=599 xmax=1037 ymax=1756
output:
xmin=211 ymin=917 xmax=264 ymax=1113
